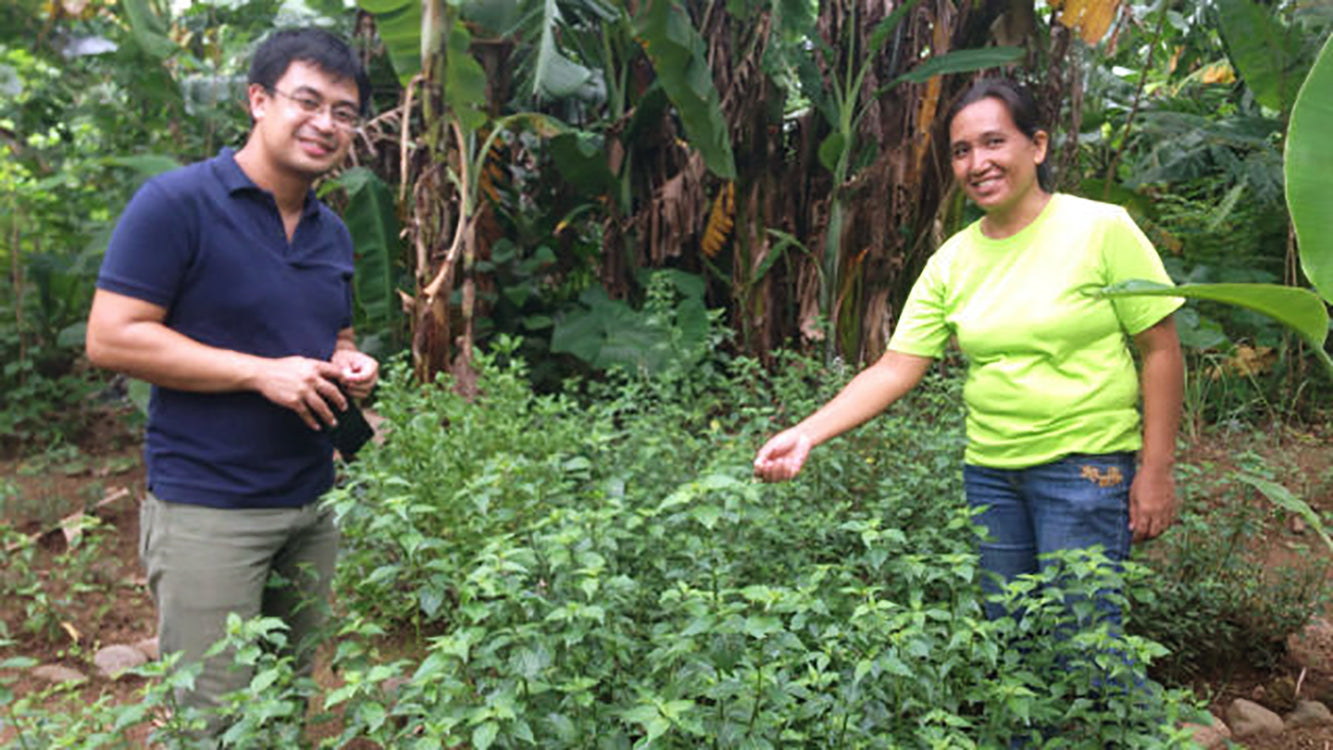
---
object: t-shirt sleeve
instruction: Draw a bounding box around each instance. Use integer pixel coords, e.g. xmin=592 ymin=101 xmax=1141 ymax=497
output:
xmin=1101 ymin=208 xmax=1183 ymax=335
xmin=97 ymin=180 xmax=193 ymax=309
xmin=887 ymin=253 xmax=951 ymax=358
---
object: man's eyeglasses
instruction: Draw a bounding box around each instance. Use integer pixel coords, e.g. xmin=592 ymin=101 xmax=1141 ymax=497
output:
xmin=268 ymin=87 xmax=361 ymax=129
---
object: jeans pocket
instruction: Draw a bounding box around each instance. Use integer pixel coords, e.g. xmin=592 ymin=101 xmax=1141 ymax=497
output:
xmin=1031 ymin=453 xmax=1135 ymax=563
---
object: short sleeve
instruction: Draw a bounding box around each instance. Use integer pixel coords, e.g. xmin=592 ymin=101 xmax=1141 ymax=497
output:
xmin=888 ymin=253 xmax=951 ymax=358
xmin=97 ymin=180 xmax=193 ymax=309
xmin=1101 ymin=208 xmax=1183 ymax=335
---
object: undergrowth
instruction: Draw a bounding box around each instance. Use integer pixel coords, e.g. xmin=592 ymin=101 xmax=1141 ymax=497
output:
xmin=8 ymin=337 xmax=1329 ymax=747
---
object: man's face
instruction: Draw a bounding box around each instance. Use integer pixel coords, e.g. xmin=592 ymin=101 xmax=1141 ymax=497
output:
xmin=247 ymin=60 xmax=361 ymax=180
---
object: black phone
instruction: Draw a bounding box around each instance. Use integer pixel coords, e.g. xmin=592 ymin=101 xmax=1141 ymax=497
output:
xmin=324 ymin=394 xmax=374 ymax=459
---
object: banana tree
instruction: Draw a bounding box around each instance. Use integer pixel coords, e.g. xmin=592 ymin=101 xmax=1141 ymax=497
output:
xmin=355 ymin=0 xmax=741 ymax=380
xmin=813 ymin=14 xmax=1025 ymax=359
xmin=1101 ymin=34 xmax=1333 ymax=378
xmin=356 ymin=0 xmax=544 ymax=382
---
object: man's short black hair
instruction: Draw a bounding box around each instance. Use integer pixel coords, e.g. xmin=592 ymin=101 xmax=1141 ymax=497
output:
xmin=249 ymin=28 xmax=371 ymax=115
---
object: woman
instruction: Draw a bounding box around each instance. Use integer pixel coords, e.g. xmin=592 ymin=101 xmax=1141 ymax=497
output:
xmin=753 ymin=78 xmax=1184 ymax=619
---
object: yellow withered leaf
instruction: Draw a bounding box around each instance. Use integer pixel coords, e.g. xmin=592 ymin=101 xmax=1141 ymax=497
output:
xmin=701 ymin=182 xmax=735 ymax=258
xmin=1201 ymin=61 xmax=1237 ymax=84
xmin=1208 ymin=344 xmax=1277 ymax=379
xmin=1055 ymin=0 xmax=1122 ymax=46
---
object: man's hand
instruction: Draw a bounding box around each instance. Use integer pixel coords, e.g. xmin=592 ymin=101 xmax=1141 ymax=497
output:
xmin=1129 ymin=464 xmax=1177 ymax=542
xmin=256 ymin=356 xmax=346 ymax=430
xmin=753 ymin=430 xmax=813 ymax=482
xmin=331 ymin=348 xmax=378 ymax=399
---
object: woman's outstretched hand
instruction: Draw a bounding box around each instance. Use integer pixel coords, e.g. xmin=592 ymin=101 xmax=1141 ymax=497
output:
xmin=753 ymin=430 xmax=813 ymax=482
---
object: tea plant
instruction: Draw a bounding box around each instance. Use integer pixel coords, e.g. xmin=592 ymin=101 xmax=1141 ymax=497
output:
xmin=322 ymin=340 xmax=1197 ymax=747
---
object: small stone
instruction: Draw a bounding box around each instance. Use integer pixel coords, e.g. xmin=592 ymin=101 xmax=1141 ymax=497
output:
xmin=31 ymin=664 xmax=88 ymax=684
xmin=94 ymin=644 xmax=148 ymax=679
xmin=1289 ymin=618 xmax=1333 ymax=673
xmin=1284 ymin=699 xmax=1333 ymax=729
xmin=132 ymin=636 xmax=160 ymax=661
xmin=1226 ymin=698 xmax=1284 ymax=738
xmin=1182 ymin=717 xmax=1231 ymax=750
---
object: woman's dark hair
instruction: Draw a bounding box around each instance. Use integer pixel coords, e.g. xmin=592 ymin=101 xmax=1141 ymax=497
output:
xmin=945 ymin=78 xmax=1052 ymax=191
xmin=249 ymin=28 xmax=371 ymax=115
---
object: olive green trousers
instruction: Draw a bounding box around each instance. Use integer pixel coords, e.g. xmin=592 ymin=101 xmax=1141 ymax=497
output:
xmin=140 ymin=491 xmax=339 ymax=734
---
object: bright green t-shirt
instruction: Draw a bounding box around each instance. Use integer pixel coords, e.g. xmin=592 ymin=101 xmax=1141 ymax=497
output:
xmin=888 ymin=193 xmax=1182 ymax=469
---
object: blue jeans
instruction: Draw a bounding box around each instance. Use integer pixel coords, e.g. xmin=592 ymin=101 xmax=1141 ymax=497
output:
xmin=963 ymin=452 xmax=1134 ymax=623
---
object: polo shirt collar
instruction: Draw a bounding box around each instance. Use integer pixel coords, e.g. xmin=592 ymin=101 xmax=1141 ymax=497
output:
xmin=214 ymin=147 xmax=321 ymax=220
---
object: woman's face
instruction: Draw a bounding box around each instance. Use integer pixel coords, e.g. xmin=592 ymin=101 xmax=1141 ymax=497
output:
xmin=948 ymin=96 xmax=1048 ymax=215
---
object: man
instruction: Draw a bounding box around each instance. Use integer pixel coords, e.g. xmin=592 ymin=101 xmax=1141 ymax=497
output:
xmin=85 ymin=28 xmax=378 ymax=727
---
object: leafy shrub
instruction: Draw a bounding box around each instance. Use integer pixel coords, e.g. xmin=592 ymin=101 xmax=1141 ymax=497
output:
xmin=0 ymin=617 xmax=304 ymax=749
xmin=1129 ymin=461 xmax=1330 ymax=684
xmin=0 ymin=515 xmax=112 ymax=644
xmin=323 ymin=340 xmax=1196 ymax=748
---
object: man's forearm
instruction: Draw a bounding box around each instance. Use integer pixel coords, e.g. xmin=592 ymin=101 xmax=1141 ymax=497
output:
xmin=87 ymin=316 xmax=268 ymax=393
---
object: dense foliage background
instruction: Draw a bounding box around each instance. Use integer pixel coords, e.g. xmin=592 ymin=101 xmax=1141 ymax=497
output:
xmin=4 ymin=0 xmax=1331 ymax=419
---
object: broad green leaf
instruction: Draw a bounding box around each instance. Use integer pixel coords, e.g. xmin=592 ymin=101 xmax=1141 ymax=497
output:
xmin=619 ymin=704 xmax=659 ymax=724
xmin=464 ymin=0 xmax=524 ymax=35
xmin=446 ymin=20 xmax=489 ymax=132
xmin=743 ymin=615 xmax=781 ymax=639
xmin=1098 ymin=280 xmax=1328 ymax=349
xmin=472 ymin=721 xmax=499 ymax=750
xmin=1215 ymin=0 xmax=1305 ymax=113
xmin=890 ymin=46 xmax=1025 ymax=87
xmin=56 ymin=322 xmax=86 ymax=349
xmin=818 ymin=132 xmax=845 ymax=173
xmin=1287 ymin=35 xmax=1333 ymax=304
xmin=1237 ymin=473 xmax=1333 ymax=552
xmin=633 ymin=0 xmax=736 ymax=179
xmin=128 ymin=378 xmax=151 ymax=415
xmin=1075 ymin=178 xmax=1152 ymax=217
xmin=334 ymin=168 xmax=402 ymax=347
xmin=358 ymin=0 xmax=422 ymax=85
xmin=419 ymin=585 xmax=444 ymax=618
xmin=534 ymin=0 xmax=594 ymax=99
xmin=1174 ymin=308 xmax=1229 ymax=350
xmin=120 ymin=0 xmax=176 ymax=60
xmin=549 ymin=132 xmax=616 ymax=194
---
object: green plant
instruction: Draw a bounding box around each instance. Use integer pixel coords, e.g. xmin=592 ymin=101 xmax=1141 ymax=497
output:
xmin=1102 ymin=32 xmax=1333 ymax=378
xmin=207 ymin=614 xmax=314 ymax=747
xmin=1128 ymin=462 xmax=1330 ymax=683
xmin=550 ymin=269 xmax=722 ymax=378
xmin=321 ymin=338 xmax=1194 ymax=747
xmin=0 ymin=515 xmax=112 ymax=646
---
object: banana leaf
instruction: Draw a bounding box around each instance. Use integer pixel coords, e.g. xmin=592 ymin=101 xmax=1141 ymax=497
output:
xmin=1286 ymin=34 xmax=1333 ymax=304
xmin=1098 ymin=280 xmax=1332 ymax=377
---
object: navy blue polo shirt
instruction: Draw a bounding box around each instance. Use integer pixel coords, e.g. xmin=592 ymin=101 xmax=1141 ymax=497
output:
xmin=98 ymin=148 xmax=354 ymax=509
